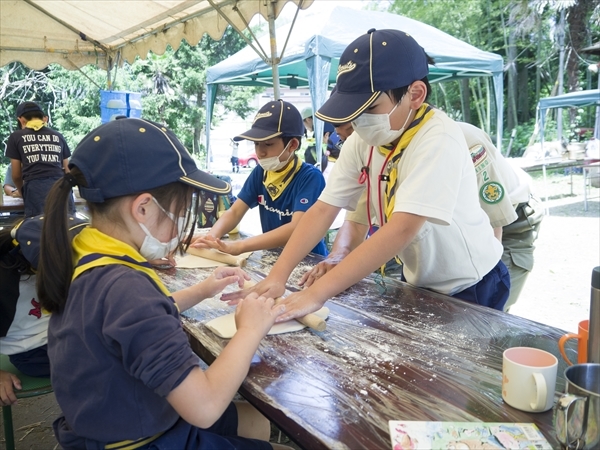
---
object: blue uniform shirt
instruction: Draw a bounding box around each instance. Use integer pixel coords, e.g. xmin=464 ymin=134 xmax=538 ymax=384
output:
xmin=237 ymin=161 xmax=328 ymax=256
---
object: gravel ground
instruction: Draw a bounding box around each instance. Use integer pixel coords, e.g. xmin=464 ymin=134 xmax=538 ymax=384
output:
xmin=509 ymin=169 xmax=600 ymax=332
xmin=2 ymin=168 xmax=598 ymax=450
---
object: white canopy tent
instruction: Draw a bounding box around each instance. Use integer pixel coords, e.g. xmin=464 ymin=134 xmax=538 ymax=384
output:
xmin=206 ymin=6 xmax=505 ymax=155
xmin=0 ymin=0 xmax=313 ymax=92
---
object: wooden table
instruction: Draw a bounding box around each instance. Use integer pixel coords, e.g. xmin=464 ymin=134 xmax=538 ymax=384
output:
xmin=158 ymin=250 xmax=574 ymax=449
xmin=1 ymin=195 xmax=88 ymax=227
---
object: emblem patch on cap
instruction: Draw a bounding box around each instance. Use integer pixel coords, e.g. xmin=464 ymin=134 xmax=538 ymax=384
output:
xmin=480 ymin=181 xmax=504 ymax=204
xmin=337 ymin=61 xmax=356 ymax=79
xmin=254 ymin=111 xmax=273 ymax=123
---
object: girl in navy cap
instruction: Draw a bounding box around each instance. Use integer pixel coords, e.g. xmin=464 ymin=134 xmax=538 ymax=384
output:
xmin=224 ymin=29 xmax=510 ymax=317
xmin=36 ymin=118 xmax=289 ymax=449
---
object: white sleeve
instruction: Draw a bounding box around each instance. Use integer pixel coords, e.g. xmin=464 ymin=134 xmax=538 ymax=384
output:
xmin=319 ymin=131 xmax=367 ymax=211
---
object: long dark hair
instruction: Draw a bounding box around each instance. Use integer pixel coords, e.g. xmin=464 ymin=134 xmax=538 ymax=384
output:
xmin=37 ymin=168 xmax=199 ymax=313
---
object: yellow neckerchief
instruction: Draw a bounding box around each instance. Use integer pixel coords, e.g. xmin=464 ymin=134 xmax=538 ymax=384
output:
xmin=24 ymin=119 xmax=45 ymax=131
xmin=262 ymin=155 xmax=301 ymax=201
xmin=72 ymin=227 xmax=171 ymax=298
xmin=376 ymin=103 xmax=434 ymax=222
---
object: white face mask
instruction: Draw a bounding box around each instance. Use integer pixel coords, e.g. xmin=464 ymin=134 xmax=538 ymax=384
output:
xmin=138 ymin=197 xmax=186 ymax=260
xmin=258 ymin=142 xmax=293 ymax=171
xmin=352 ymin=95 xmax=412 ymax=147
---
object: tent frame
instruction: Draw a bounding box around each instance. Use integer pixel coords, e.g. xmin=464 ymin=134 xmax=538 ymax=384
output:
xmin=535 ymin=89 xmax=600 ymax=212
xmin=205 ymin=6 xmax=505 ymax=160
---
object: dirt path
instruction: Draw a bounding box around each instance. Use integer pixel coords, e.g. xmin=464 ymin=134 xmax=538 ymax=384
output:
xmin=509 ymin=170 xmax=600 ymax=333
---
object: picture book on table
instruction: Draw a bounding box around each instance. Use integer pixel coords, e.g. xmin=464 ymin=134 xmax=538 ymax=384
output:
xmin=389 ymin=421 xmax=553 ymax=450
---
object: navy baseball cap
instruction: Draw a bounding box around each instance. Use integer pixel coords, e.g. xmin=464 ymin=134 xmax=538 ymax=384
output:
xmin=11 ymin=215 xmax=88 ymax=270
xmin=70 ymin=118 xmax=230 ymax=203
xmin=16 ymin=101 xmax=44 ymax=117
xmin=316 ymin=29 xmax=429 ymax=123
xmin=234 ymin=100 xmax=304 ymax=142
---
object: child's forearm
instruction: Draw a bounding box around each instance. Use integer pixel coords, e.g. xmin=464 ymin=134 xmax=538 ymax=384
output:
xmin=234 ymin=221 xmax=296 ymax=253
xmin=167 ymin=328 xmax=264 ymax=429
xmin=269 ymin=201 xmax=337 ymax=282
xmin=209 ymin=208 xmax=243 ymax=238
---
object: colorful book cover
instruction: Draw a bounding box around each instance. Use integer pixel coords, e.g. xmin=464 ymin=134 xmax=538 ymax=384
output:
xmin=389 ymin=421 xmax=553 ymax=450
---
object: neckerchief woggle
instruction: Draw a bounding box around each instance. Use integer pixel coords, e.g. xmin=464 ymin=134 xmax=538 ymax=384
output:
xmin=262 ymin=155 xmax=302 ymax=201
xmin=72 ymin=227 xmax=172 ymax=299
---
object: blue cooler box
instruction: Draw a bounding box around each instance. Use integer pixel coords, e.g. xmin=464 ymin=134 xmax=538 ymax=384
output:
xmin=100 ymin=90 xmax=143 ymax=123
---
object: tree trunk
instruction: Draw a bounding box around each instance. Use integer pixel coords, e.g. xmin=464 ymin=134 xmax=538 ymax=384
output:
xmin=517 ymin=62 xmax=529 ymax=123
xmin=507 ymin=29 xmax=518 ymax=132
xmin=460 ymin=79 xmax=471 ymax=123
xmin=566 ymin=0 xmax=594 ymax=123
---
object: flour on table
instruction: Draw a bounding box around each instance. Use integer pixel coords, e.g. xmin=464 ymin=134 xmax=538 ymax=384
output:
xmin=205 ymin=307 xmax=330 ymax=339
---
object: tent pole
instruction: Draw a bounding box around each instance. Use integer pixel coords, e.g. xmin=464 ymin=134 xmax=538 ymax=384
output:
xmin=106 ymin=56 xmax=112 ymax=90
xmin=268 ymin=1 xmax=280 ymax=99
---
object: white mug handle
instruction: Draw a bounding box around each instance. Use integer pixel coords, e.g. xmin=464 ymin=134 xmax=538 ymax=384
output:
xmin=530 ymin=372 xmax=547 ymax=411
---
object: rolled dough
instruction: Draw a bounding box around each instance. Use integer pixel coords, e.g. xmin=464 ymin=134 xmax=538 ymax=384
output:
xmin=205 ymin=307 xmax=330 ymax=339
xmin=176 ymin=248 xmax=252 ymax=268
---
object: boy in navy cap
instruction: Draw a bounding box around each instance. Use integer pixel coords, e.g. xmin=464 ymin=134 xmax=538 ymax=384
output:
xmin=224 ymin=29 xmax=510 ymax=315
xmin=192 ymin=100 xmax=328 ymax=256
xmin=5 ymin=101 xmax=74 ymax=216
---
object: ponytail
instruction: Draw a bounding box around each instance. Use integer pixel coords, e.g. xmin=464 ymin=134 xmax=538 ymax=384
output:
xmin=37 ymin=168 xmax=86 ymax=313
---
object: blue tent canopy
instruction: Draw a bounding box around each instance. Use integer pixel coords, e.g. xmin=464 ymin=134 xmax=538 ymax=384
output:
xmin=537 ymin=89 xmax=600 ymax=143
xmin=534 ymin=89 xmax=600 ymax=213
xmin=206 ymin=6 xmax=505 ymax=156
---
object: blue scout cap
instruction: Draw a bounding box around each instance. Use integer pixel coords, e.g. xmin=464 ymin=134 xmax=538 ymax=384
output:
xmin=323 ymin=122 xmax=335 ymax=134
xmin=316 ymin=29 xmax=429 ymax=124
xmin=11 ymin=215 xmax=88 ymax=270
xmin=234 ymin=100 xmax=304 ymax=142
xmin=70 ymin=118 xmax=230 ymax=202
xmin=16 ymin=101 xmax=44 ymax=117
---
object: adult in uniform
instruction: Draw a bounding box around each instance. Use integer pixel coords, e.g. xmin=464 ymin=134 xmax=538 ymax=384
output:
xmin=461 ymin=123 xmax=543 ymax=310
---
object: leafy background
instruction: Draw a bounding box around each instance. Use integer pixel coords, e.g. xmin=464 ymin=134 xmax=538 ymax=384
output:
xmin=1 ymin=0 xmax=599 ymax=182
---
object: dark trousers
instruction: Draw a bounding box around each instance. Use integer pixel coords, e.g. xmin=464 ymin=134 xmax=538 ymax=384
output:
xmin=22 ymin=176 xmax=74 ymax=217
xmin=230 ymin=156 xmax=239 ymax=173
xmin=9 ymin=344 xmax=50 ymax=377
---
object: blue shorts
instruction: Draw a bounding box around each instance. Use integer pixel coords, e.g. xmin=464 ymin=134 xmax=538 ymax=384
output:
xmin=452 ymin=260 xmax=510 ymax=311
xmin=9 ymin=344 xmax=50 ymax=377
xmin=147 ymin=403 xmax=271 ymax=450
xmin=53 ymin=402 xmax=272 ymax=450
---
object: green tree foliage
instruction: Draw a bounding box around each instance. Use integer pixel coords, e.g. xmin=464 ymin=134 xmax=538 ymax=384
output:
xmin=388 ymin=0 xmax=599 ymax=156
xmin=128 ymin=27 xmax=263 ymax=161
xmin=1 ymin=26 xmax=263 ymax=174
